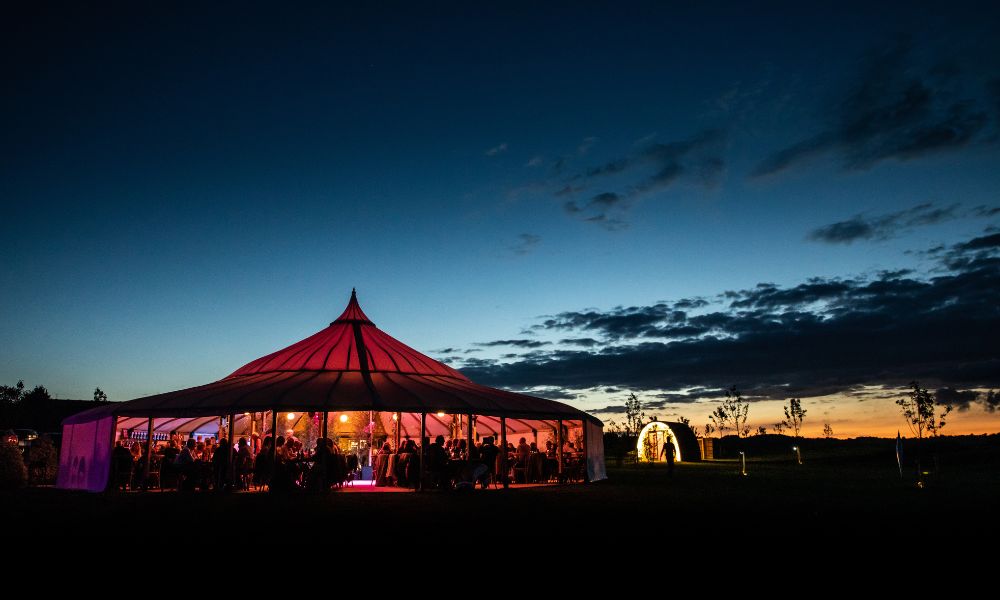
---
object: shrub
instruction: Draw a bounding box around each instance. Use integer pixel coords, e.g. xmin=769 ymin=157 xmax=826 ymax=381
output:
xmin=27 ymin=435 xmax=59 ymax=484
xmin=0 ymin=441 xmax=27 ymax=490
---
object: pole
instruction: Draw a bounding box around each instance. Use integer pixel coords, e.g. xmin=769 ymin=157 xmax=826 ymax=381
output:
xmin=270 ymin=409 xmax=278 ymax=464
xmin=143 ymin=417 xmax=154 ymax=491
xmin=582 ymin=419 xmax=588 ymax=484
xmin=418 ymin=412 xmax=426 ymax=491
xmin=228 ymin=413 xmax=236 ymax=489
xmin=394 ymin=413 xmax=401 ymax=451
xmin=557 ymin=419 xmax=564 ymax=483
xmin=322 ymin=411 xmax=329 ymax=439
xmin=500 ymin=416 xmax=508 ymax=489
xmin=467 ymin=413 xmax=473 ymax=459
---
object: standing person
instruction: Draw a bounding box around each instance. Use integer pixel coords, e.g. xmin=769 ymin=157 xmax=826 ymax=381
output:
xmin=659 ymin=435 xmax=675 ymax=477
xmin=479 ymin=436 xmax=500 ymax=489
xmin=212 ymin=438 xmax=230 ymax=491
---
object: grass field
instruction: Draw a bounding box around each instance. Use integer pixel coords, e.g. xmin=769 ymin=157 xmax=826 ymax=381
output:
xmin=5 ymin=438 xmax=999 ymax=543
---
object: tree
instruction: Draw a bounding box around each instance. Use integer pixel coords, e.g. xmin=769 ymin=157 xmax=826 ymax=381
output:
xmin=624 ymin=393 xmax=645 ymax=438
xmin=0 ymin=380 xmax=25 ymax=407
xmin=94 ymin=387 xmax=108 ymax=403
xmin=772 ymin=422 xmax=786 ymax=434
xmin=703 ymin=423 xmax=715 ymax=438
xmin=781 ymin=398 xmax=807 ymax=438
xmin=709 ymin=386 xmax=750 ymax=438
xmin=755 ymin=426 xmax=767 ymax=436
xmin=822 ymin=423 xmax=834 ymax=439
xmin=896 ymin=381 xmax=953 ymax=439
xmin=677 ymin=416 xmax=692 ymax=431
xmin=22 ymin=385 xmax=51 ymax=404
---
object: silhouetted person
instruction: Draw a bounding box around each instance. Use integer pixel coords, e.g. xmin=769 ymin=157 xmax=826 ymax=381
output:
xmin=174 ymin=438 xmax=197 ymax=491
xmin=660 ymin=436 xmax=675 ymax=477
xmin=212 ymin=437 xmax=230 ymax=490
xmin=479 ymin=436 xmax=500 ymax=488
xmin=111 ymin=441 xmax=134 ymax=491
xmin=427 ymin=435 xmax=448 ymax=488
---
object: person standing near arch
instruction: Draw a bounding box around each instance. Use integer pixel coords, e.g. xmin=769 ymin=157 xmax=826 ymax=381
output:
xmin=659 ymin=434 xmax=675 ymax=477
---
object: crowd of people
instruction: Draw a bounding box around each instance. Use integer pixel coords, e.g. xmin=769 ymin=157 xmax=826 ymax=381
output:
xmin=110 ymin=429 xmax=586 ymax=493
xmin=373 ymin=434 xmax=586 ymax=489
xmin=111 ymin=432 xmax=364 ymax=493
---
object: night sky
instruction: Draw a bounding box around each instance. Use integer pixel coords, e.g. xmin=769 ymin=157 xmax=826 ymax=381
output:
xmin=3 ymin=2 xmax=999 ymax=436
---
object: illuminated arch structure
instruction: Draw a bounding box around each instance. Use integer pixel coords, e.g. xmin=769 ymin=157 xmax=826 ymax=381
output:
xmin=636 ymin=421 xmax=701 ymax=462
xmin=57 ymin=290 xmax=606 ymax=491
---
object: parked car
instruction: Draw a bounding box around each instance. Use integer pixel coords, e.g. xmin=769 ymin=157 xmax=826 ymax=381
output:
xmin=14 ymin=429 xmax=38 ymax=449
xmin=2 ymin=429 xmax=17 ymax=446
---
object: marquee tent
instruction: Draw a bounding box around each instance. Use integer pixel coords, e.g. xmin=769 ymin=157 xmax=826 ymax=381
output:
xmin=57 ymin=291 xmax=606 ymax=491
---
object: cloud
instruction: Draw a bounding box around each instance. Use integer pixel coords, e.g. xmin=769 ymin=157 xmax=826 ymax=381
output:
xmin=461 ymin=233 xmax=1000 ymax=400
xmin=475 ymin=339 xmax=552 ymax=348
xmin=559 ymin=129 xmax=726 ymax=228
xmin=508 ymin=233 xmax=541 ymax=256
xmin=558 ymin=338 xmax=601 ymax=347
xmin=554 ymin=185 xmax=585 ymax=197
xmin=577 ymin=136 xmax=598 ymax=155
xmin=934 ymin=231 xmax=1000 ymax=270
xmin=525 ymin=156 xmax=544 ymax=167
xmin=485 ymin=143 xmax=508 ymax=156
xmin=807 ymin=202 xmax=960 ymax=244
xmin=752 ymin=40 xmax=994 ymax=178
xmin=933 ymin=387 xmax=981 ymax=411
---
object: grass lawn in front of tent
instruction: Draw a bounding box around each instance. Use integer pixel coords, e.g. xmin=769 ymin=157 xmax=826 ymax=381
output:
xmin=7 ymin=437 xmax=1000 ymax=542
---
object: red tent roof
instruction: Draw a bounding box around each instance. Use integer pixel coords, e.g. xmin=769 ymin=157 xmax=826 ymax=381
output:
xmin=81 ymin=291 xmax=599 ymax=426
xmin=226 ymin=290 xmax=468 ymax=380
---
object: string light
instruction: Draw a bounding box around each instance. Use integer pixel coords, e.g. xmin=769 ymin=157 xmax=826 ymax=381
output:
xmin=286 ymin=413 xmax=296 ymax=421
xmin=340 ymin=414 xmax=349 ymax=423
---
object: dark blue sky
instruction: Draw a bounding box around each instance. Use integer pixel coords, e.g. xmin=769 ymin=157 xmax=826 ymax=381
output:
xmin=3 ymin=2 xmax=999 ymax=434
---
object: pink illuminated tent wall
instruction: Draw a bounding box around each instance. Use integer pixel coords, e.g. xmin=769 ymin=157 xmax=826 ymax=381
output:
xmin=58 ymin=291 xmax=605 ymax=491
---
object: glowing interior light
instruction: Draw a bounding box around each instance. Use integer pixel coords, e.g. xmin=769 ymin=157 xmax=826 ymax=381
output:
xmin=437 ymin=411 xmax=445 ymax=417
xmin=392 ymin=413 xmax=398 ymax=421
xmin=286 ymin=413 xmax=296 ymax=421
xmin=339 ymin=414 xmax=349 ymax=423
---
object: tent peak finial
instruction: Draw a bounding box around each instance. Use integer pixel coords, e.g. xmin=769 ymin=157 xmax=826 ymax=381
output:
xmin=331 ymin=287 xmax=372 ymax=325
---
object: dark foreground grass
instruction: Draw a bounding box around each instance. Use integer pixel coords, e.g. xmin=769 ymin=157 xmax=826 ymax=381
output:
xmin=5 ymin=442 xmax=999 ymax=543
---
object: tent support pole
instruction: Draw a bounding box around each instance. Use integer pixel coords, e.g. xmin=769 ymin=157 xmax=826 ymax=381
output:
xmin=394 ymin=413 xmax=401 ymax=451
xmin=143 ymin=417 xmax=154 ymax=491
xmin=368 ymin=410 xmax=374 ymax=474
xmin=582 ymin=419 xmax=588 ymax=484
xmin=467 ymin=413 xmax=473 ymax=459
xmin=418 ymin=412 xmax=426 ymax=492
xmin=228 ymin=412 xmax=236 ymax=489
xmin=557 ymin=419 xmax=564 ymax=484
xmin=322 ymin=412 xmax=328 ymax=439
xmin=500 ymin=416 xmax=509 ymax=489
xmin=270 ymin=410 xmax=278 ymax=465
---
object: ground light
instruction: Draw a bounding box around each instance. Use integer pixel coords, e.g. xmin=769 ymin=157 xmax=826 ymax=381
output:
xmin=792 ymin=446 xmax=803 ymax=465
xmin=739 ymin=451 xmax=748 ymax=476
